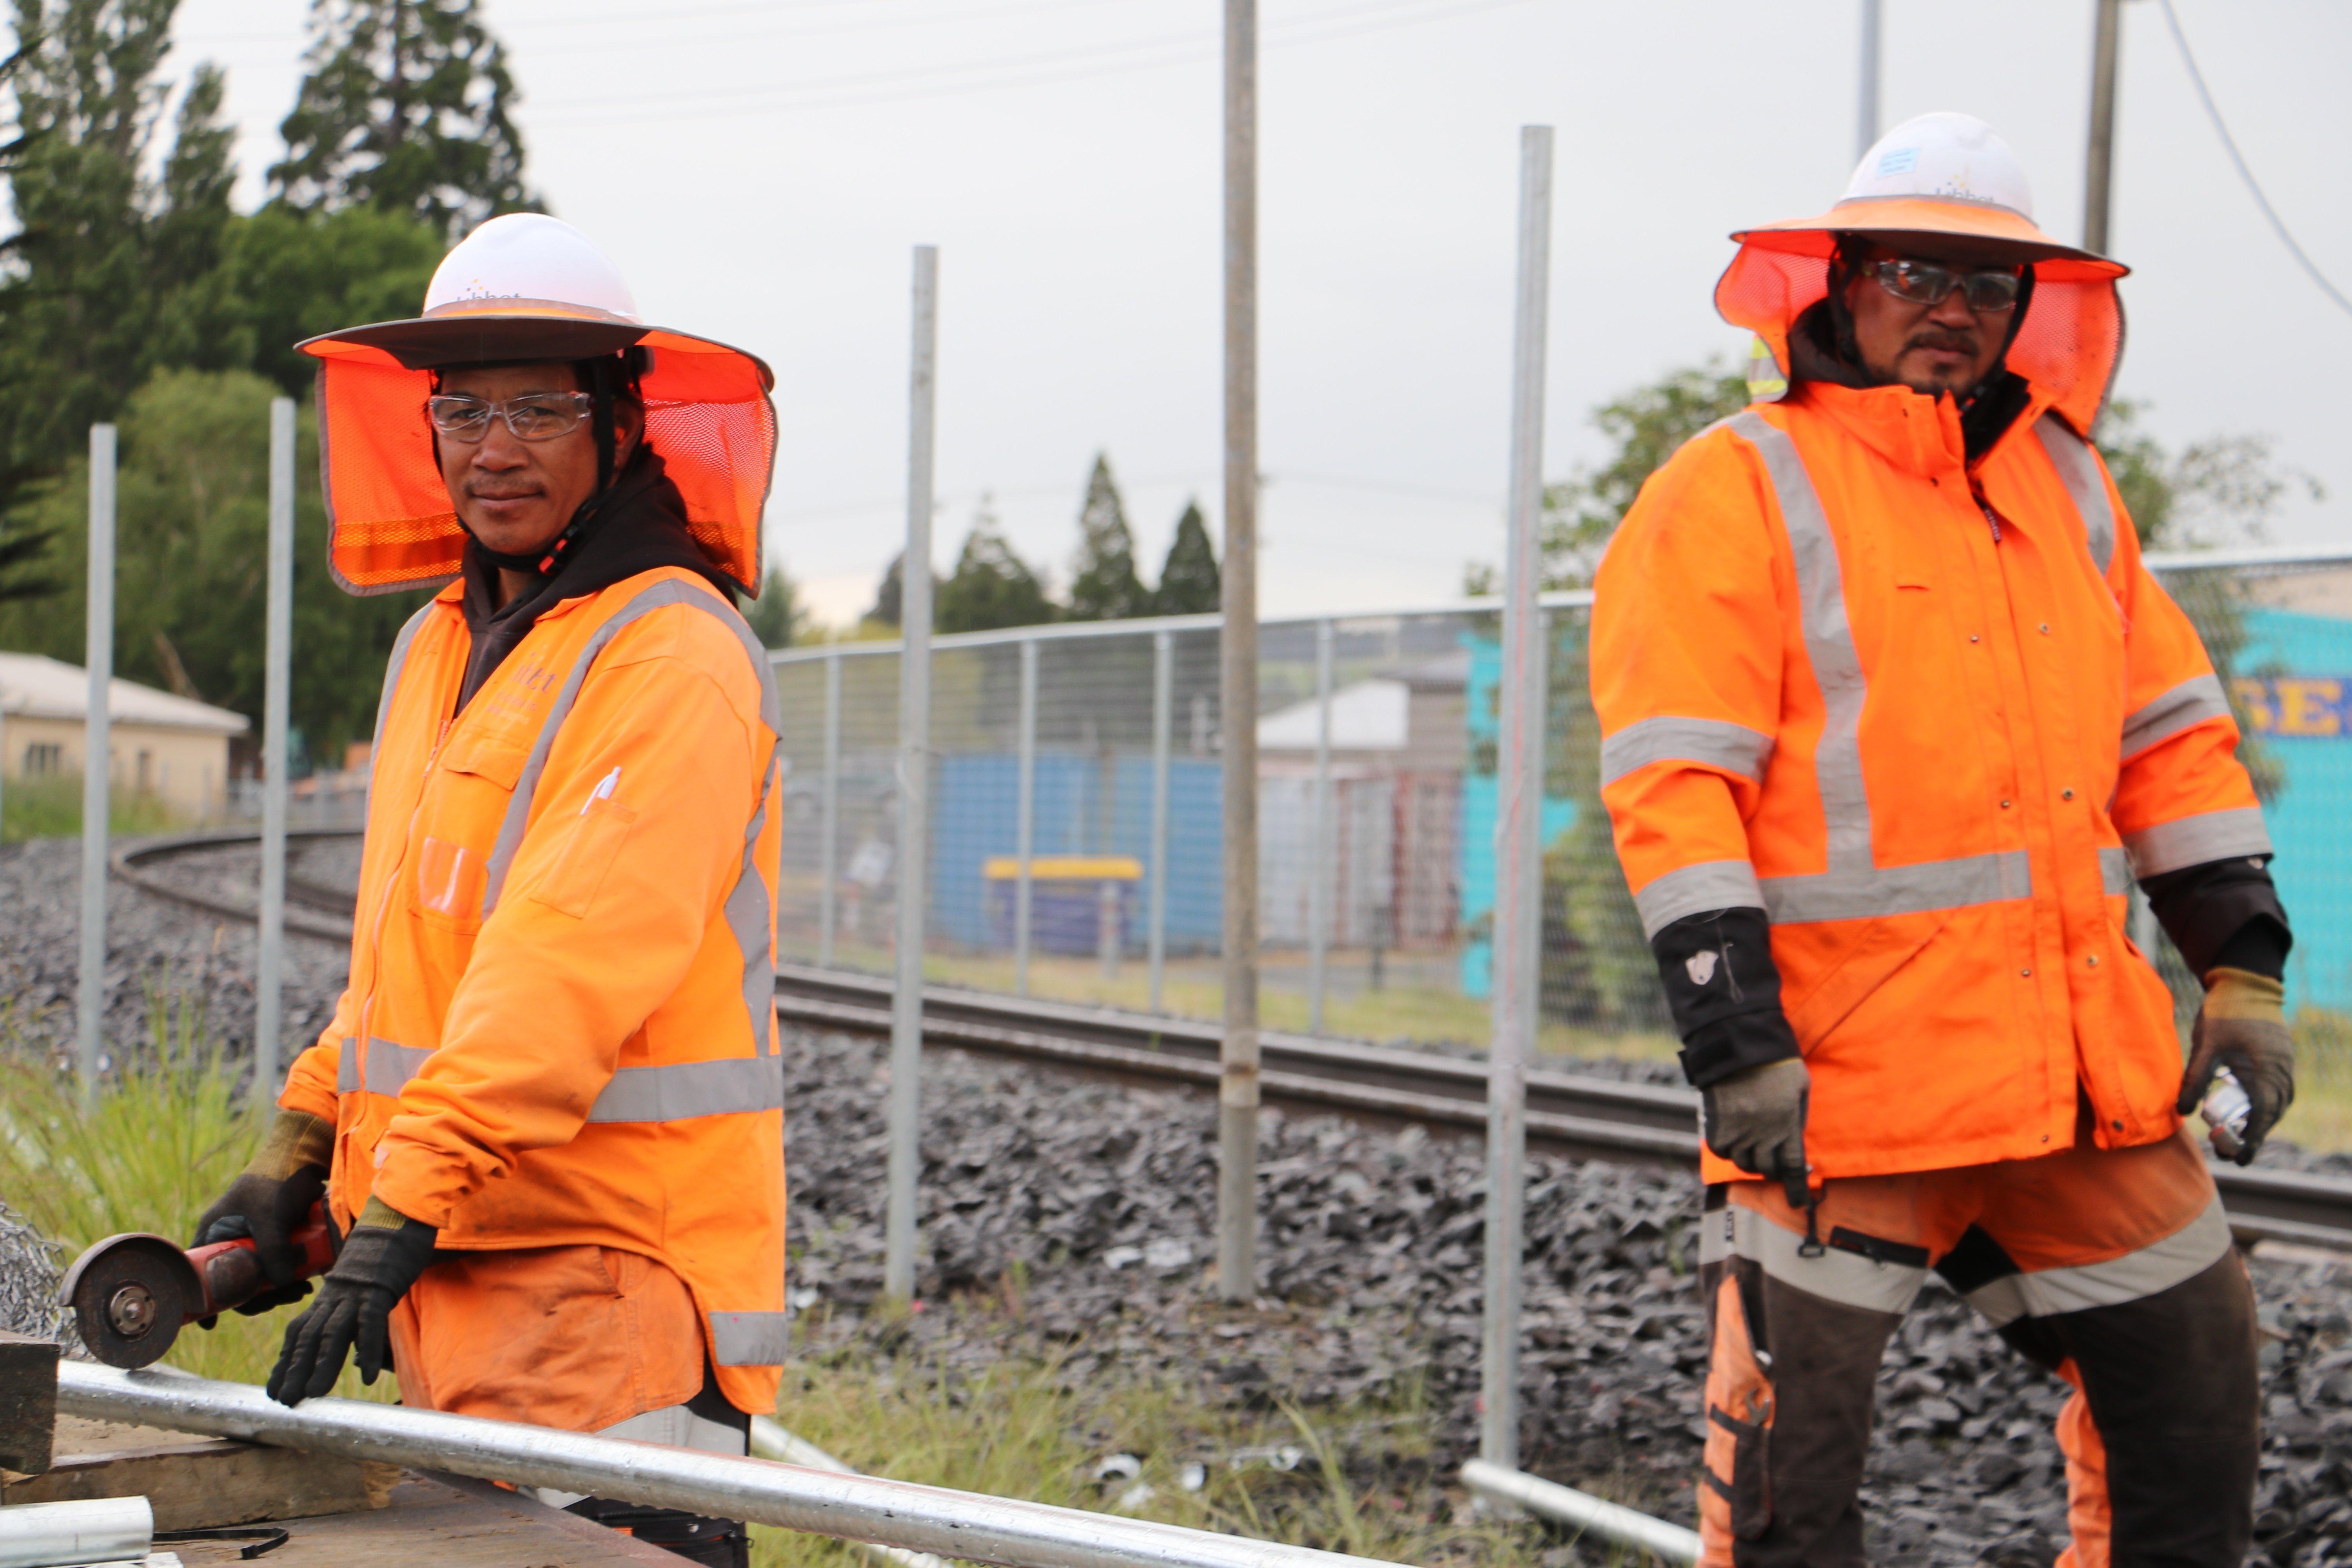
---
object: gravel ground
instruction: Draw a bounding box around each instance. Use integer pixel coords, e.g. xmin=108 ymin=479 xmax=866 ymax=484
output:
xmin=782 ymin=1029 xmax=2352 ymax=1567
xmin=2 ymin=842 xmax=2348 ymax=1563
xmin=0 ymin=837 xmax=352 ymax=1077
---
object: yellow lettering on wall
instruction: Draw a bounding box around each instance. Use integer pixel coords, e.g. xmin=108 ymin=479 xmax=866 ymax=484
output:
xmin=2272 ymin=678 xmax=2343 ymax=737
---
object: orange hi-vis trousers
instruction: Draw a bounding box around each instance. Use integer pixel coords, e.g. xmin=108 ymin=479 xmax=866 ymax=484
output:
xmin=1696 ymin=1120 xmax=2258 ymax=1568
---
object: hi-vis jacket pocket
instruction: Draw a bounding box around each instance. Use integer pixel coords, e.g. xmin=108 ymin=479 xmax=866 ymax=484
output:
xmin=413 ymin=837 xmax=488 ymax=929
xmin=532 ymin=796 xmax=639 ymax=918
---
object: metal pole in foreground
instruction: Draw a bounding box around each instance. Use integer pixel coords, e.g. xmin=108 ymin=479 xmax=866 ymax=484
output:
xmin=818 ymin=650 xmax=842 ymax=968
xmin=1481 ymin=124 xmax=1553 ymax=1475
xmin=2083 ymin=0 xmax=2123 ymax=256
xmin=1015 ymin=637 xmax=1038 ymax=996
xmin=254 ymin=398 xmax=296 ymax=1096
xmin=59 ymin=1364 xmax=1402 ymax=1568
xmin=1855 ymin=0 xmax=1882 ymax=160
xmin=76 ymin=424 xmax=117 ymax=1091
xmin=1307 ymin=618 xmax=1334 ymax=1035
xmin=1218 ymin=0 xmax=1261 ymax=1304
xmin=885 ymin=245 xmax=938 ymax=1304
xmin=1148 ymin=628 xmax=1172 ymax=1013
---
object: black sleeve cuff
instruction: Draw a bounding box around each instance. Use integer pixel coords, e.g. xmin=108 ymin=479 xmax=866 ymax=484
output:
xmin=2139 ymin=855 xmax=2292 ymax=980
xmin=1651 ymin=907 xmax=1803 ymax=1088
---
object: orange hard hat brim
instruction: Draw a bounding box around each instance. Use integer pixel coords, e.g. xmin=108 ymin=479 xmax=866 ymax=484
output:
xmin=1732 ymin=196 xmax=2129 ymax=277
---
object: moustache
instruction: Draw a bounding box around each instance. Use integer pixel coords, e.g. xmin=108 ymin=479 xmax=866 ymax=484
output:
xmin=1906 ymin=328 xmax=1979 ymax=355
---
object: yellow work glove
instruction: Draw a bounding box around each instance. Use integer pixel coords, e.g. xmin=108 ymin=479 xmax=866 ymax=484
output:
xmin=2180 ymin=967 xmax=2296 ymax=1166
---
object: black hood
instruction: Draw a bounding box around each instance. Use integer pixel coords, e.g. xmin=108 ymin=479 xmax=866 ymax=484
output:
xmin=456 ymin=446 xmax=735 ymax=713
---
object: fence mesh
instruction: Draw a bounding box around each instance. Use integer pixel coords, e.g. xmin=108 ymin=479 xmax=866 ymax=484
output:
xmin=773 ymin=556 xmax=2352 ymax=1072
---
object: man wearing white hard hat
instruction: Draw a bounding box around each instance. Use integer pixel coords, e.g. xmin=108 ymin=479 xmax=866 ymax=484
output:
xmin=191 ymin=214 xmax=786 ymax=1566
xmin=1591 ymin=114 xmax=2288 ymax=1564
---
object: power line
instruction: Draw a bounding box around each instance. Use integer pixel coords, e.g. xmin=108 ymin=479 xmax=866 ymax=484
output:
xmin=523 ymin=0 xmax=1542 ymax=127
xmin=2156 ymin=0 xmax=2352 ymax=321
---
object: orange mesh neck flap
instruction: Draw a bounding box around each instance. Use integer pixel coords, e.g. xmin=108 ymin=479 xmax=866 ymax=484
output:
xmin=1713 ymin=243 xmax=2125 ymax=434
xmin=307 ymin=329 xmax=775 ymax=597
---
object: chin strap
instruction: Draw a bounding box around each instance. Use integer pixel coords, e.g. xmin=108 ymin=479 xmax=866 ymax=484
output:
xmin=468 ymin=484 xmax=623 ymax=579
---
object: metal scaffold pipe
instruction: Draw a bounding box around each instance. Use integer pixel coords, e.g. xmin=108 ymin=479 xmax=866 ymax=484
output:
xmin=1461 ymin=1460 xmax=1698 ymax=1566
xmin=886 ymin=244 xmax=940 ymax=1303
xmin=255 ymin=397 xmax=297 ymax=1096
xmin=1482 ymin=123 xmax=1553 ymax=1477
xmin=76 ymin=423 xmax=117 ymax=1092
xmin=57 ymin=1365 xmax=1402 ymax=1568
xmin=1218 ymin=0 xmax=1261 ymax=1308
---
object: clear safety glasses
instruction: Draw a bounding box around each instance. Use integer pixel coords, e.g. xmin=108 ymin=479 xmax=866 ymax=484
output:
xmin=1868 ymin=258 xmax=2025 ymax=313
xmin=425 ymin=392 xmax=595 ymax=443
xmin=1872 ymin=258 xmax=2023 ymax=315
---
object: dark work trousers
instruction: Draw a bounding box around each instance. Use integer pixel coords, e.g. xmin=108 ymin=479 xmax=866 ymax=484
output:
xmin=1694 ymin=1123 xmax=2258 ymax=1568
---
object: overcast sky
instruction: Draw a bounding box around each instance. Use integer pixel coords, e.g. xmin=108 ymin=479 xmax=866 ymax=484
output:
xmin=167 ymin=0 xmax=2352 ymax=627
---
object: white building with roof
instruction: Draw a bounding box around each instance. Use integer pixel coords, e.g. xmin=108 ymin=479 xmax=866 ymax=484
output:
xmin=0 ymin=652 xmax=248 ymax=820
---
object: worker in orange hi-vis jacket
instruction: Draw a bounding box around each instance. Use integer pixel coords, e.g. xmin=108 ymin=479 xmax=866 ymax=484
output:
xmin=189 ymin=214 xmax=786 ymax=1568
xmin=1590 ymin=113 xmax=2292 ymax=1568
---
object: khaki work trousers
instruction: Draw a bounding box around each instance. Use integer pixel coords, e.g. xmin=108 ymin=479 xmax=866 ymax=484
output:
xmin=1696 ymin=1118 xmax=2259 ymax=1568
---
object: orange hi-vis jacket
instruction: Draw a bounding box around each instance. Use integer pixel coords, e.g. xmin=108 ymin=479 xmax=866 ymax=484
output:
xmin=1591 ymin=380 xmax=2269 ymax=1183
xmin=280 ymin=564 xmax=788 ymax=1415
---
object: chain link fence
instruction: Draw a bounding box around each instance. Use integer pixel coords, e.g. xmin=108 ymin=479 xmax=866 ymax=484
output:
xmin=771 ymin=551 xmax=2352 ymax=1071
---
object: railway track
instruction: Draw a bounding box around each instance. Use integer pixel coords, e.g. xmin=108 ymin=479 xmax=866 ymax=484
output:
xmin=115 ymin=829 xmax=2352 ymax=1252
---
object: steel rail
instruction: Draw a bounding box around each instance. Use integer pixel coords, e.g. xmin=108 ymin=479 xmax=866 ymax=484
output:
xmin=111 ymin=828 xmax=360 ymax=942
xmin=102 ymin=834 xmax=2352 ymax=1251
xmin=55 ymin=1364 xmax=1399 ymax=1568
xmin=771 ymin=964 xmax=2352 ymax=1252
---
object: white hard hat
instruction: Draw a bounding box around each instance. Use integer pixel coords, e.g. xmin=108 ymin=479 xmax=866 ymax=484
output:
xmin=1841 ymin=112 xmax=2036 ymax=219
xmin=298 ymin=215 xmax=777 ymax=599
xmin=423 ymin=213 xmax=644 ymax=323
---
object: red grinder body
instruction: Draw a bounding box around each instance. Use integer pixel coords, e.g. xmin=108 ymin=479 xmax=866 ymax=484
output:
xmin=59 ymin=1205 xmax=336 ymax=1368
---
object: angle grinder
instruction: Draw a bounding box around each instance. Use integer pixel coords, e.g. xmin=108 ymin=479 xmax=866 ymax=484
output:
xmin=59 ymin=1205 xmax=336 ymax=1369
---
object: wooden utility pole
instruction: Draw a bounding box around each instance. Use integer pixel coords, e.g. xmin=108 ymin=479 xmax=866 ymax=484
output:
xmin=1217 ymin=0 xmax=1260 ymax=1305
xmin=2083 ymin=0 xmax=2123 ymax=256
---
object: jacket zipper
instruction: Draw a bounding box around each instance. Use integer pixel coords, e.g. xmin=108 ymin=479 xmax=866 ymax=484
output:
xmin=1980 ymin=502 xmax=2002 ymax=544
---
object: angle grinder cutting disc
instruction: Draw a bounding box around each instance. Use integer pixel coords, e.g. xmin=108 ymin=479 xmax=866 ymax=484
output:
xmin=60 ymin=1205 xmax=335 ymax=1369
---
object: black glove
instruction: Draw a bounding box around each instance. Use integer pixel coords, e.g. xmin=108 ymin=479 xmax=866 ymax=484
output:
xmin=267 ymin=1198 xmax=437 ymax=1406
xmin=193 ymin=1111 xmax=334 ymax=1320
xmin=1701 ymin=1057 xmax=1813 ymax=1210
xmin=2179 ymin=967 xmax=2296 ymax=1166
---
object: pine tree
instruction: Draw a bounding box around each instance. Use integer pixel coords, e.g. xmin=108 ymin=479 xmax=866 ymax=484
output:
xmin=1063 ymin=454 xmax=1147 ymax=621
xmin=0 ymin=0 xmax=239 ymax=498
xmin=1150 ymin=499 xmax=1220 ymax=615
xmin=937 ymin=500 xmax=1054 ymax=634
xmin=743 ymin=562 xmax=810 ymax=649
xmin=270 ymin=0 xmax=535 ymax=237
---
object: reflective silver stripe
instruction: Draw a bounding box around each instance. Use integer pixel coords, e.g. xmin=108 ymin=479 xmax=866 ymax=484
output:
xmin=2034 ymin=414 xmax=2115 ymax=574
xmin=336 ymin=1036 xmax=434 ymax=1096
xmin=1599 ymin=716 xmax=1774 ymax=788
xmin=2100 ymin=846 xmax=2132 ymax=896
xmin=1727 ymin=411 xmax=1873 ymax=874
xmin=482 ymin=575 xmax=783 ymax=917
xmin=2122 ymin=674 xmax=2232 ymax=759
xmin=1698 ymin=1200 xmax=1924 ymax=1317
xmin=587 ymin=1055 xmax=786 ymax=1123
xmin=708 ymin=1310 xmax=792 ymax=1367
xmin=2125 ymin=807 xmax=2273 ymax=877
xmin=1761 ymin=849 xmax=2030 ymax=926
xmin=1965 ymin=1194 xmax=2231 ymax=1330
xmin=1632 ymin=859 xmax=1764 ymax=938
xmin=368 ymin=601 xmax=441 ymax=804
